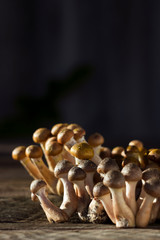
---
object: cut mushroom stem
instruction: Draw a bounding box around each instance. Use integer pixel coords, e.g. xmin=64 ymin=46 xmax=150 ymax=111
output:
xmin=30 ymin=179 xmax=68 ymax=223
xmin=12 ymin=146 xmax=42 ymax=180
xmin=25 ymin=145 xmax=58 ymax=194
xmin=87 ymin=198 xmax=108 ymax=223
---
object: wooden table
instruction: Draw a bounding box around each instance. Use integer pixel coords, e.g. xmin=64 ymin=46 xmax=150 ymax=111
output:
xmin=1 ymin=166 xmax=160 ymax=240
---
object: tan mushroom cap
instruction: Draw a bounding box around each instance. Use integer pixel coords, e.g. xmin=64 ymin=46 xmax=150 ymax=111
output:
xmin=148 ymin=149 xmax=160 ymax=163
xmin=70 ymin=142 xmax=94 ymax=160
xmin=126 ymin=145 xmax=139 ymax=154
xmin=54 ymin=160 xmax=73 ymax=178
xmin=33 ymin=128 xmax=51 ymax=143
xmin=51 ymin=123 xmax=68 ymax=136
xmin=57 ymin=128 xmax=74 ymax=145
xmin=121 ymin=163 xmax=142 ymax=182
xmin=30 ymin=179 xmax=47 ymax=194
xmin=12 ymin=146 xmax=26 ymax=161
xmin=103 ymin=170 xmax=125 ymax=189
xmin=100 ymin=147 xmax=111 ymax=159
xmin=97 ymin=158 xmax=119 ymax=175
xmin=144 ymin=178 xmax=160 ymax=198
xmin=45 ymin=139 xmax=63 ymax=156
xmin=67 ymin=123 xmax=81 ymax=130
xmin=111 ymin=146 xmax=125 ymax=156
xmin=128 ymin=139 xmax=144 ymax=152
xmin=142 ymin=168 xmax=160 ymax=181
xmin=93 ymin=182 xmax=110 ymax=198
xmin=68 ymin=166 xmax=86 ymax=182
xmin=88 ymin=132 xmax=104 ymax=147
xmin=73 ymin=127 xmax=86 ymax=141
xmin=78 ymin=160 xmax=97 ymax=173
xmin=25 ymin=145 xmax=43 ymax=158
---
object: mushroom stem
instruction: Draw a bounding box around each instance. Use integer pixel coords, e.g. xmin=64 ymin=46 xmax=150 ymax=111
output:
xmin=125 ymin=181 xmax=137 ymax=215
xmin=85 ymin=172 xmax=95 ymax=198
xmin=149 ymin=198 xmax=160 ymax=224
xmin=20 ymin=157 xmax=42 ymax=179
xmin=87 ymin=198 xmax=108 ymax=223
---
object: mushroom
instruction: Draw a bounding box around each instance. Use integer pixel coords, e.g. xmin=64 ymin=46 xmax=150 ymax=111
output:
xmin=68 ymin=166 xmax=90 ymax=221
xmin=12 ymin=146 xmax=42 ymax=179
xmin=78 ymin=160 xmax=97 ymax=198
xmin=121 ymin=163 xmax=142 ymax=215
xmin=92 ymin=182 xmax=115 ymax=224
xmin=103 ymin=170 xmax=135 ymax=228
xmin=136 ymin=177 xmax=160 ymax=227
xmin=51 ymin=123 xmax=68 ymax=136
xmin=54 ymin=160 xmax=78 ymax=218
xmin=67 ymin=123 xmax=81 ymax=130
xmin=128 ymin=140 xmax=144 ymax=152
xmin=88 ymin=132 xmax=104 ymax=165
xmin=73 ymin=127 xmax=86 ymax=143
xmin=30 ymin=179 xmax=68 ymax=222
xmin=99 ymin=147 xmax=111 ymax=159
xmin=147 ymin=149 xmax=160 ymax=165
xmin=25 ymin=145 xmax=58 ymax=194
xmin=70 ymin=142 xmax=94 ymax=165
xmin=111 ymin=146 xmax=125 ymax=170
xmin=122 ymin=145 xmax=140 ymax=168
xmin=97 ymin=157 xmax=119 ymax=179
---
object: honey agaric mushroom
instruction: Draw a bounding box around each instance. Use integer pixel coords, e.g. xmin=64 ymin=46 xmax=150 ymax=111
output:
xmin=136 ymin=177 xmax=160 ymax=227
xmin=70 ymin=142 xmax=94 ymax=165
xmin=68 ymin=166 xmax=90 ymax=221
xmin=78 ymin=160 xmax=97 ymax=198
xmin=51 ymin=123 xmax=68 ymax=136
xmin=128 ymin=140 xmax=144 ymax=152
xmin=88 ymin=132 xmax=104 ymax=165
xmin=30 ymin=179 xmax=68 ymax=222
xmin=111 ymin=146 xmax=125 ymax=170
xmin=103 ymin=170 xmax=135 ymax=228
xmin=122 ymin=145 xmax=140 ymax=168
xmin=73 ymin=127 xmax=86 ymax=143
xmin=121 ymin=163 xmax=142 ymax=215
xmin=97 ymin=158 xmax=119 ymax=179
xmin=147 ymin=149 xmax=160 ymax=165
xmin=12 ymin=146 xmax=42 ymax=179
xmin=25 ymin=145 xmax=58 ymax=194
xmin=67 ymin=123 xmax=81 ymax=130
xmin=54 ymin=160 xmax=78 ymax=218
xmin=93 ymin=182 xmax=115 ymax=224
xmin=99 ymin=147 xmax=111 ymax=159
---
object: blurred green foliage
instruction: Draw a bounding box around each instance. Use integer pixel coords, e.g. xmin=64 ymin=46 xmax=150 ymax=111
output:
xmin=0 ymin=65 xmax=93 ymax=139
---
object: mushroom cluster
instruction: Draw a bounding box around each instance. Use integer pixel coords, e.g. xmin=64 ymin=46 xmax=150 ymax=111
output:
xmin=12 ymin=123 xmax=160 ymax=228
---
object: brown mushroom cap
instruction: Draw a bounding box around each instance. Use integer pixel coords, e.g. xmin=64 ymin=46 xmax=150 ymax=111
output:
xmin=144 ymin=178 xmax=160 ymax=198
xmin=111 ymin=146 xmax=125 ymax=156
xmin=12 ymin=146 xmax=26 ymax=161
xmin=148 ymin=149 xmax=160 ymax=163
xmin=78 ymin=160 xmax=97 ymax=173
xmin=68 ymin=166 xmax=86 ymax=182
xmin=57 ymin=128 xmax=74 ymax=145
xmin=70 ymin=142 xmax=94 ymax=160
xmin=142 ymin=168 xmax=160 ymax=181
xmin=67 ymin=123 xmax=81 ymax=130
xmin=45 ymin=139 xmax=63 ymax=156
xmin=103 ymin=170 xmax=125 ymax=189
xmin=100 ymin=147 xmax=111 ymax=159
xmin=25 ymin=145 xmax=43 ymax=158
xmin=93 ymin=182 xmax=110 ymax=198
xmin=30 ymin=179 xmax=47 ymax=194
xmin=97 ymin=158 xmax=119 ymax=175
xmin=54 ymin=160 xmax=73 ymax=178
xmin=88 ymin=133 xmax=104 ymax=147
xmin=128 ymin=140 xmax=144 ymax=152
xmin=51 ymin=123 xmax=68 ymax=136
xmin=73 ymin=127 xmax=86 ymax=141
xmin=121 ymin=163 xmax=142 ymax=182
xmin=33 ymin=128 xmax=51 ymax=143
xmin=126 ymin=145 xmax=139 ymax=154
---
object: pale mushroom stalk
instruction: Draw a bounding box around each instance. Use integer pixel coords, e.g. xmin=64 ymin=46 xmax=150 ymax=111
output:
xmin=87 ymin=198 xmax=108 ymax=223
xmin=125 ymin=181 xmax=137 ymax=215
xmin=85 ymin=172 xmax=95 ymax=198
xmin=149 ymin=198 xmax=160 ymax=224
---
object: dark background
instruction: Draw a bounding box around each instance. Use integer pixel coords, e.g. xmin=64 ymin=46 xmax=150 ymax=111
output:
xmin=1 ymin=0 xmax=160 ymax=164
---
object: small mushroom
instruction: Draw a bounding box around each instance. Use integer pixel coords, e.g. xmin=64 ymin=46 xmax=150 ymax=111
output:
xmin=111 ymin=146 xmax=125 ymax=170
xmin=25 ymin=145 xmax=58 ymax=194
xmin=103 ymin=170 xmax=135 ymax=228
xmin=51 ymin=123 xmax=68 ymax=136
xmin=30 ymin=179 xmax=68 ymax=222
xmin=97 ymin=157 xmax=119 ymax=179
xmin=128 ymin=140 xmax=144 ymax=152
xmin=12 ymin=146 xmax=42 ymax=179
xmin=122 ymin=146 xmax=140 ymax=168
xmin=73 ymin=127 xmax=86 ymax=143
xmin=99 ymin=147 xmax=111 ymax=159
xmin=121 ymin=163 xmax=142 ymax=215
xmin=88 ymin=132 xmax=104 ymax=165
xmin=54 ymin=160 xmax=78 ymax=218
xmin=136 ymin=177 xmax=160 ymax=227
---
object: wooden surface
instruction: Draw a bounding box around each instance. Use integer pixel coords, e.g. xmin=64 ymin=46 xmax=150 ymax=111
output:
xmin=1 ymin=166 xmax=160 ymax=240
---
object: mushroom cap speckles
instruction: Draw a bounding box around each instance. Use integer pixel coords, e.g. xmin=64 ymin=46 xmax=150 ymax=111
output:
xmin=33 ymin=128 xmax=51 ymax=143
xmin=70 ymin=142 xmax=94 ymax=160
xmin=93 ymin=182 xmax=110 ymax=198
xmin=57 ymin=128 xmax=74 ymax=145
xmin=148 ymin=149 xmax=160 ymax=163
xmin=54 ymin=160 xmax=73 ymax=178
xmin=45 ymin=140 xmax=63 ymax=156
xmin=97 ymin=158 xmax=119 ymax=175
xmin=144 ymin=178 xmax=160 ymax=198
xmin=51 ymin=123 xmax=68 ymax=136
xmin=88 ymin=133 xmax=104 ymax=147
xmin=142 ymin=168 xmax=160 ymax=181
xmin=73 ymin=127 xmax=86 ymax=141
xmin=128 ymin=140 xmax=144 ymax=152
xmin=12 ymin=146 xmax=26 ymax=161
xmin=25 ymin=145 xmax=43 ymax=158
xmin=121 ymin=163 xmax=142 ymax=182
xmin=103 ymin=170 xmax=125 ymax=189
xmin=68 ymin=166 xmax=86 ymax=182
xmin=78 ymin=160 xmax=97 ymax=173
xmin=30 ymin=179 xmax=47 ymax=194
